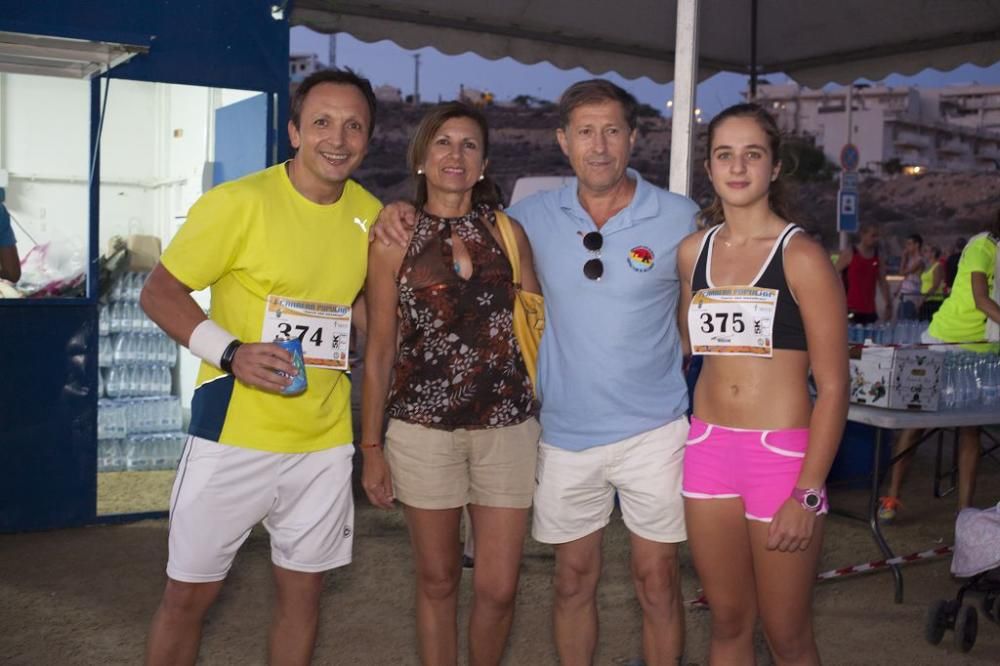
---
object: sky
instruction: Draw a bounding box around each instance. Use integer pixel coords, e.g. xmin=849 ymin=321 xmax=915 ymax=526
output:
xmin=291 ymin=27 xmax=1000 ymax=119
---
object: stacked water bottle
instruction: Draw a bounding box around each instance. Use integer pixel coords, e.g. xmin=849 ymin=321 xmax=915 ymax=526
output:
xmin=848 ymin=318 xmax=1000 ymax=412
xmin=939 ymin=350 xmax=1000 ymax=411
xmin=847 ymin=319 xmax=928 ymax=346
xmin=97 ymin=272 xmax=187 ymax=472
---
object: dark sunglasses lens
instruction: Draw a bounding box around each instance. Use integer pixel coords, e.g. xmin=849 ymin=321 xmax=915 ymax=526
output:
xmin=583 ymin=258 xmax=604 ymax=280
xmin=583 ymin=231 xmax=603 ymax=252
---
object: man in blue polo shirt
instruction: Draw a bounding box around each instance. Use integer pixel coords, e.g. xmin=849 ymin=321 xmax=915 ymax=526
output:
xmin=374 ymin=80 xmax=698 ymax=663
xmin=509 ymin=80 xmax=697 ymax=665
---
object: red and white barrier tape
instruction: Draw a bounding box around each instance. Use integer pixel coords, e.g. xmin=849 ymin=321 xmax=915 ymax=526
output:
xmin=815 ymin=545 xmax=953 ymax=580
xmin=686 ymin=545 xmax=953 ymax=607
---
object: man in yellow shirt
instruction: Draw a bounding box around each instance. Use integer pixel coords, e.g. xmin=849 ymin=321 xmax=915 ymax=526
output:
xmin=880 ymin=211 xmax=999 ymax=523
xmin=140 ymin=69 xmax=382 ymax=665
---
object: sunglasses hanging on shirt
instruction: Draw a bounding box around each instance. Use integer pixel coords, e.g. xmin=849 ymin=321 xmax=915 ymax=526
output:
xmin=582 ymin=231 xmax=604 ymax=281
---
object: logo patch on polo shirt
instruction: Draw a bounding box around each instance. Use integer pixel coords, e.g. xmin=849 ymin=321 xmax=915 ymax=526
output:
xmin=627 ymin=246 xmax=654 ymax=272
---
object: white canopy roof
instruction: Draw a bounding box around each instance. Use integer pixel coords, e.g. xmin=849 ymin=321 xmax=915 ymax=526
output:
xmin=292 ymin=0 xmax=1000 ymax=88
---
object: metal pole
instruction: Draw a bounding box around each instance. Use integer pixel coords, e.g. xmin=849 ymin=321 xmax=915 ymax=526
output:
xmin=840 ymin=84 xmax=854 ymax=251
xmin=328 ymin=33 xmax=337 ymax=68
xmin=749 ymin=0 xmax=758 ymax=100
xmin=669 ymin=0 xmax=700 ymax=196
xmin=413 ymin=53 xmax=421 ymax=104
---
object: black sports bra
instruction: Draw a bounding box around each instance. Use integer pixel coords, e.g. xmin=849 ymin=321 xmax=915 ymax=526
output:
xmin=690 ymin=224 xmax=808 ymax=352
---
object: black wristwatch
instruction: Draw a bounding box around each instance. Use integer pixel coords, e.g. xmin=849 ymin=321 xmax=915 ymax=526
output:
xmin=220 ymin=340 xmax=242 ymax=374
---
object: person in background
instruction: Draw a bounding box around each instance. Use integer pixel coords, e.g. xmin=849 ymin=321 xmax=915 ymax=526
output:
xmin=917 ymin=244 xmax=946 ymax=321
xmin=361 ymin=101 xmax=540 ymax=666
xmin=140 ymin=69 xmax=382 ymax=666
xmin=678 ymin=103 xmax=848 ymax=665
xmin=834 ymin=221 xmax=892 ymax=324
xmin=879 ymin=212 xmax=1000 ymax=523
xmin=945 ymin=236 xmax=967 ymax=292
xmin=896 ymin=233 xmax=925 ymax=320
xmin=0 ymin=187 xmax=21 ymax=283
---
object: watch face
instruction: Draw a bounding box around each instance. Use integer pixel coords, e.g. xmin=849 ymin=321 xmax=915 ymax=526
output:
xmin=804 ymin=492 xmax=822 ymax=509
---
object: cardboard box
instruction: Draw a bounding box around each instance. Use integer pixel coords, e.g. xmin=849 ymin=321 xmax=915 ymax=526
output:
xmin=125 ymin=234 xmax=162 ymax=272
xmin=849 ymin=345 xmax=943 ymax=411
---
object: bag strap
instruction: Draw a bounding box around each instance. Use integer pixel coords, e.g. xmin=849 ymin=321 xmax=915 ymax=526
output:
xmin=495 ymin=210 xmax=522 ymax=285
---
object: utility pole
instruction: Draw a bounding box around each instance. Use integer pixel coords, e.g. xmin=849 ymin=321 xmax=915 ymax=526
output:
xmin=328 ymin=33 xmax=337 ymax=69
xmin=841 ymin=83 xmax=854 ymax=251
xmin=413 ymin=53 xmax=421 ymax=104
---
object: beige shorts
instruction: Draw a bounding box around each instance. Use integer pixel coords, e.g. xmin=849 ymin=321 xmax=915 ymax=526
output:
xmin=384 ymin=417 xmax=540 ymax=510
xmin=532 ymin=417 xmax=688 ymax=545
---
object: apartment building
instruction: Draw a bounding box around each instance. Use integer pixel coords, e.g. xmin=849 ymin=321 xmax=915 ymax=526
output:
xmin=752 ymin=83 xmax=1000 ymax=174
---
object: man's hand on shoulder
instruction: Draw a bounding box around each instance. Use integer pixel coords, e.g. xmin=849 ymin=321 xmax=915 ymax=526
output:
xmin=370 ymin=201 xmax=417 ymax=248
xmin=230 ymin=342 xmax=297 ymax=393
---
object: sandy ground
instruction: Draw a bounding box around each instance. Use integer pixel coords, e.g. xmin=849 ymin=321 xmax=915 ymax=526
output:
xmin=3 ymin=433 xmax=1000 ymax=665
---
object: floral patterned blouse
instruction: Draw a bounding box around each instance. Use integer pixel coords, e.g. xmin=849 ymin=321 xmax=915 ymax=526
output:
xmin=387 ymin=204 xmax=536 ymax=429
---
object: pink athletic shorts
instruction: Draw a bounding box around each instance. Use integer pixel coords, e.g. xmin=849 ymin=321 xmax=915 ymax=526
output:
xmin=681 ymin=416 xmax=828 ymax=522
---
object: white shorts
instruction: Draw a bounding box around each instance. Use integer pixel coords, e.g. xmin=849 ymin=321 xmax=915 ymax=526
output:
xmin=167 ymin=436 xmax=355 ymax=583
xmin=532 ymin=417 xmax=688 ymax=545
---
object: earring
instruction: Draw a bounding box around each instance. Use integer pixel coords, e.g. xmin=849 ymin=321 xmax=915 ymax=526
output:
xmin=478 ymin=173 xmax=485 ymax=181
xmin=416 ymin=168 xmax=424 ymax=175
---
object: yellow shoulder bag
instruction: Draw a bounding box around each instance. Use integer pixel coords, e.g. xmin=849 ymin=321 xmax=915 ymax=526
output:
xmin=495 ymin=210 xmax=544 ymax=394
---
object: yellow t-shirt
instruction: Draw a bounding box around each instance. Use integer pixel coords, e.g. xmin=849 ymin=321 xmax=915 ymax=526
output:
xmin=929 ymin=232 xmax=997 ymax=344
xmin=920 ymin=262 xmax=944 ymax=301
xmin=161 ymin=163 xmax=381 ymax=453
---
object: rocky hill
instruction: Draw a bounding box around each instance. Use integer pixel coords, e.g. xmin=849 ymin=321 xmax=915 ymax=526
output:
xmin=355 ymin=102 xmax=1000 ymax=253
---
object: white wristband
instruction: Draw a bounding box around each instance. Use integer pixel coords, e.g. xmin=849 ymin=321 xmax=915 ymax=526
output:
xmin=188 ymin=319 xmax=238 ymax=370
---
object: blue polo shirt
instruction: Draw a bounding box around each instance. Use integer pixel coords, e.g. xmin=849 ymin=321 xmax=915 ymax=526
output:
xmin=508 ymin=169 xmax=699 ymax=451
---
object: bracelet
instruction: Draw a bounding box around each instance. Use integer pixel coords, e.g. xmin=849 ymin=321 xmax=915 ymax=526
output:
xmin=359 ymin=442 xmax=383 ymax=450
xmin=220 ymin=339 xmax=242 ymax=374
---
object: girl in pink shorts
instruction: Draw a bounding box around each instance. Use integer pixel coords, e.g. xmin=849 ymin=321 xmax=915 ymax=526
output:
xmin=676 ymin=104 xmax=848 ymax=665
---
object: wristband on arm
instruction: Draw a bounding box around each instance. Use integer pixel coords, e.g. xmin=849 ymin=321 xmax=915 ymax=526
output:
xmin=188 ymin=319 xmax=239 ymax=371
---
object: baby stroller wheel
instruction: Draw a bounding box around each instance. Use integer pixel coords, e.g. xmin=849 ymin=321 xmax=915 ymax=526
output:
xmin=925 ymin=599 xmax=951 ymax=645
xmin=953 ymin=605 xmax=978 ymax=653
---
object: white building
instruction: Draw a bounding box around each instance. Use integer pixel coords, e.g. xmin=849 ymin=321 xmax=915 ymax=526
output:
xmin=289 ymin=53 xmax=322 ymax=82
xmin=373 ymin=84 xmax=402 ymax=103
xmin=752 ymin=83 xmax=1000 ymax=174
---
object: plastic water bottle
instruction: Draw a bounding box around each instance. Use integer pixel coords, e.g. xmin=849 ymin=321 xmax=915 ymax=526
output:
xmin=955 ymin=355 xmax=974 ymax=409
xmin=131 ymin=302 xmax=144 ymax=333
xmin=976 ymin=355 xmax=999 ymax=408
xmin=108 ymin=302 xmax=120 ymax=333
xmin=98 ymin=438 xmax=126 ymax=472
xmin=111 ymin=275 xmax=124 ymax=302
xmin=165 ymin=338 xmax=177 ymax=367
xmin=99 ymin=306 xmax=110 ymax=336
xmin=126 ymin=435 xmax=144 ymax=470
xmin=106 ymin=366 xmax=122 ymax=398
xmin=170 ymin=396 xmax=182 ymax=430
xmin=862 ymin=324 xmax=874 ymax=345
xmin=161 ymin=365 xmax=173 ymax=395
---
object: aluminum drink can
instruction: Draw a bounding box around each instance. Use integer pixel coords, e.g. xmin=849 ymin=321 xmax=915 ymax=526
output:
xmin=275 ymin=337 xmax=308 ymax=395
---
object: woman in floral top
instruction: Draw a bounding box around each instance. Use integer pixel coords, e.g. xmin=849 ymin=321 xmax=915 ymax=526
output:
xmin=361 ymin=101 xmax=541 ymax=666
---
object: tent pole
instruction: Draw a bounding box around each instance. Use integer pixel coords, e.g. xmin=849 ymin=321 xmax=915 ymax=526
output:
xmin=669 ymin=0 xmax=700 ymax=196
xmin=749 ymin=0 xmax=758 ymax=99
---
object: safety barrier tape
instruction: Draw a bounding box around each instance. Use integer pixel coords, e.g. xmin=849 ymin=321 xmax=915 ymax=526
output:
xmin=686 ymin=545 xmax=954 ymax=608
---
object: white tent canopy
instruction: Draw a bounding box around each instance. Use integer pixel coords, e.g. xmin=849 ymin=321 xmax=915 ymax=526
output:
xmin=293 ymin=0 xmax=1000 ymax=193
xmin=293 ymin=0 xmax=1000 ymax=88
